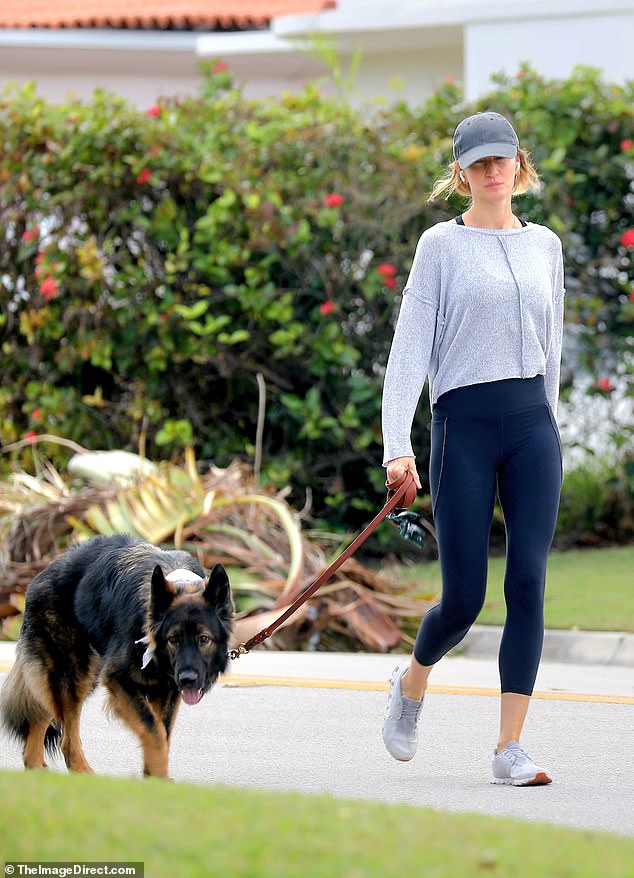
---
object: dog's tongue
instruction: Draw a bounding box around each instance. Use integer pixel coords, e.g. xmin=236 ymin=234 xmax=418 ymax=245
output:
xmin=181 ymin=688 xmax=203 ymax=706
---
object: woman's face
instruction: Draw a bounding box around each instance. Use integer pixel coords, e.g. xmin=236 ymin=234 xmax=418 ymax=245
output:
xmin=462 ymin=155 xmax=518 ymax=203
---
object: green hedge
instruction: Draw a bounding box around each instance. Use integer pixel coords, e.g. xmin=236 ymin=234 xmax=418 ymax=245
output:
xmin=1 ymin=64 xmax=633 ymax=527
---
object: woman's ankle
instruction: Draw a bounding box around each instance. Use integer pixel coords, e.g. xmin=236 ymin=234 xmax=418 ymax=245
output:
xmin=401 ymin=668 xmax=427 ymax=701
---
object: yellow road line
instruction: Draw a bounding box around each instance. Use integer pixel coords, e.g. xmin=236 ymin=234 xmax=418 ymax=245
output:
xmin=2 ymin=662 xmax=633 ymax=705
xmin=221 ymin=674 xmax=634 ymax=705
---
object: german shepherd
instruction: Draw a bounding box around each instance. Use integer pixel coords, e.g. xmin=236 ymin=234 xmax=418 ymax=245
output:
xmin=0 ymin=535 xmax=233 ymax=778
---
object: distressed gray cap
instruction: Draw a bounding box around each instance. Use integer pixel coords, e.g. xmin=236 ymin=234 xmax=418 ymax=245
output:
xmin=453 ymin=112 xmax=519 ymax=168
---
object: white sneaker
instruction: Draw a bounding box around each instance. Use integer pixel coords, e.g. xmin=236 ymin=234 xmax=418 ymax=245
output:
xmin=382 ymin=664 xmax=423 ymax=762
xmin=492 ymin=741 xmax=552 ymax=786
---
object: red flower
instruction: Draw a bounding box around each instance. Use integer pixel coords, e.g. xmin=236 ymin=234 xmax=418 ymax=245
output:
xmin=323 ymin=193 xmax=345 ymax=208
xmin=629 ymin=289 xmax=634 ymax=302
xmin=212 ymin=61 xmax=228 ymax=74
xmin=136 ymin=168 xmax=152 ymax=185
xmin=515 ymin=70 xmax=526 ymax=79
xmin=22 ymin=225 xmax=39 ymax=242
xmin=146 ymin=104 xmax=161 ymax=117
xmin=319 ymin=300 xmax=336 ymax=316
xmin=595 ymin=377 xmax=614 ymax=393
xmin=377 ymin=263 xmax=397 ymax=277
xmin=619 ymin=229 xmax=634 ymax=248
xmin=383 ymin=277 xmax=396 ymax=289
xmin=620 ymin=139 xmax=633 ymax=152
xmin=23 ymin=431 xmax=38 ymax=442
xmin=39 ymin=277 xmax=60 ymax=302
xmin=32 ymin=408 xmax=41 ymax=421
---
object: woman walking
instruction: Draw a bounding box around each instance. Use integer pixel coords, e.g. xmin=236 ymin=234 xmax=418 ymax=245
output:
xmin=381 ymin=111 xmax=565 ymax=785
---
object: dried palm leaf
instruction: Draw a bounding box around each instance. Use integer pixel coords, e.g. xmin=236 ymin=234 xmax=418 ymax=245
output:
xmin=0 ymin=443 xmax=434 ymax=651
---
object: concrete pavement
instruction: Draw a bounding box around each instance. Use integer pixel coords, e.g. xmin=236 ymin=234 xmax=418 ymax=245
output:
xmin=2 ymin=633 xmax=634 ymax=837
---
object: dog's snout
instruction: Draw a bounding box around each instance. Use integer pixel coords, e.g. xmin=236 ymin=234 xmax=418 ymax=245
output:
xmin=177 ymin=669 xmax=199 ymax=686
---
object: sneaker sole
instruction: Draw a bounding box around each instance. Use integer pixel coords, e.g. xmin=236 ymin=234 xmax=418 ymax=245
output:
xmin=381 ymin=730 xmax=416 ymax=762
xmin=492 ymin=772 xmax=552 ymax=786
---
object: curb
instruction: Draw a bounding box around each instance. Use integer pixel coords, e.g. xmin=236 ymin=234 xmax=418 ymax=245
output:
xmin=452 ymin=625 xmax=634 ymax=667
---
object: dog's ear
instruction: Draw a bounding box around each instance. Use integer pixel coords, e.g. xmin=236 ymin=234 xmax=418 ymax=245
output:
xmin=150 ymin=565 xmax=176 ymax=619
xmin=202 ymin=564 xmax=233 ymax=617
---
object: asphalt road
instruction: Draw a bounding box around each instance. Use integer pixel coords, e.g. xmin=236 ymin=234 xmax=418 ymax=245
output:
xmin=1 ymin=649 xmax=633 ymax=838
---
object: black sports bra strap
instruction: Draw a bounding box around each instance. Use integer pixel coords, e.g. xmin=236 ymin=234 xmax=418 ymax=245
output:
xmin=455 ymin=214 xmax=527 ymax=227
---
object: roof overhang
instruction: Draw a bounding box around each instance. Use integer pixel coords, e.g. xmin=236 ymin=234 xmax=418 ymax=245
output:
xmin=0 ymin=28 xmax=199 ymax=52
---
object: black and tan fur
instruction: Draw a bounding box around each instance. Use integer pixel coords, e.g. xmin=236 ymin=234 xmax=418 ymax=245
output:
xmin=0 ymin=535 xmax=233 ymax=778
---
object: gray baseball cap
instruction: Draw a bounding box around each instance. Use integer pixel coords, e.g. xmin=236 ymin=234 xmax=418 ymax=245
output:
xmin=453 ymin=112 xmax=519 ymax=168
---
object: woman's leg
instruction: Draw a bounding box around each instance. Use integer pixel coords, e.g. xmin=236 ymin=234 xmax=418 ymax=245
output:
xmin=498 ymin=693 xmax=531 ymax=751
xmin=411 ymin=415 xmax=499 ymax=679
xmin=400 ymin=656 xmax=433 ymax=701
xmin=383 ymin=413 xmax=499 ymax=761
xmin=496 ymin=405 xmax=562 ymax=745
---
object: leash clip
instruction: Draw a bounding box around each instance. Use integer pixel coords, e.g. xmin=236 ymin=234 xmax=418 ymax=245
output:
xmin=228 ymin=643 xmax=249 ymax=661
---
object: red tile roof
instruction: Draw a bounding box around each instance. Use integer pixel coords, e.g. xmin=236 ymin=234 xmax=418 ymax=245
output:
xmin=0 ymin=1 xmax=336 ymax=30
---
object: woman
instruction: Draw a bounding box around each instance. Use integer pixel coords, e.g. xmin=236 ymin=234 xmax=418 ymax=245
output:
xmin=381 ymin=111 xmax=565 ymax=786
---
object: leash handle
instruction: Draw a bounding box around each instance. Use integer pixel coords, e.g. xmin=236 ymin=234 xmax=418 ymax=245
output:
xmin=228 ymin=471 xmax=416 ymax=659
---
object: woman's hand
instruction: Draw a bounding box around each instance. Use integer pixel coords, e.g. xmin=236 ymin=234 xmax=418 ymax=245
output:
xmin=385 ymin=456 xmax=422 ymax=490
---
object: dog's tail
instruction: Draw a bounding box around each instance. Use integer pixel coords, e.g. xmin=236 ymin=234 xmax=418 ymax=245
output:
xmin=0 ymin=646 xmax=62 ymax=757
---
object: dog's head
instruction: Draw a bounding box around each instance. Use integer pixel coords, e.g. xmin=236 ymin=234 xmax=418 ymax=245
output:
xmin=147 ymin=563 xmax=233 ymax=705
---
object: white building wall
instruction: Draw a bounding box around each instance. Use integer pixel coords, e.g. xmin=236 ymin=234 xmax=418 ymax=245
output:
xmin=0 ymin=44 xmax=200 ymax=106
xmin=333 ymin=46 xmax=463 ymax=106
xmin=465 ymin=11 xmax=634 ymax=101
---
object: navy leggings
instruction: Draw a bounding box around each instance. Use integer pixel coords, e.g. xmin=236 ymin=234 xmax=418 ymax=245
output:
xmin=413 ymin=376 xmax=562 ymax=695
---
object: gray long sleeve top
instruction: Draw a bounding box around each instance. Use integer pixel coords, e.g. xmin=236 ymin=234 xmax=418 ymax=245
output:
xmin=381 ymin=221 xmax=565 ymax=465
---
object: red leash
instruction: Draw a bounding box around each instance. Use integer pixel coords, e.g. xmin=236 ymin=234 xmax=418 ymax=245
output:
xmin=228 ymin=471 xmax=417 ymax=660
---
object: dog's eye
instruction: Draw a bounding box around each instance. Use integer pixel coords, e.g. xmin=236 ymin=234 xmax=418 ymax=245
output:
xmin=198 ymin=635 xmax=211 ymax=645
xmin=167 ymin=634 xmax=179 ymax=645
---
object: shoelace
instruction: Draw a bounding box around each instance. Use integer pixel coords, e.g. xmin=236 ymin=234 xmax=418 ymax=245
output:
xmin=506 ymin=747 xmax=535 ymax=767
xmin=401 ymin=697 xmax=423 ymax=720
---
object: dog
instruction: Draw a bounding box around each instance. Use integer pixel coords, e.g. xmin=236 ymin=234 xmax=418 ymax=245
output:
xmin=0 ymin=534 xmax=233 ymax=778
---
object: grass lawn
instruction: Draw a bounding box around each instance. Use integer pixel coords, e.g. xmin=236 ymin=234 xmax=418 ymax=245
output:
xmin=2 ymin=770 xmax=634 ymax=878
xmin=389 ymin=544 xmax=634 ymax=632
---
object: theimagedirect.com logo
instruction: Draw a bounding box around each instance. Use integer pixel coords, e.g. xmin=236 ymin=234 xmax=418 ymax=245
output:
xmin=5 ymin=865 xmax=143 ymax=877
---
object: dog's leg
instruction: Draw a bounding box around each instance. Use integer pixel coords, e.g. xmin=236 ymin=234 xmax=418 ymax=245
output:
xmin=5 ymin=659 xmax=58 ymax=769
xmin=145 ymin=689 xmax=182 ymax=775
xmin=56 ymin=654 xmax=99 ymax=774
xmin=59 ymin=694 xmax=94 ymax=773
xmin=104 ymin=679 xmax=169 ymax=778
xmin=153 ymin=689 xmax=181 ymax=744
xmin=23 ymin=719 xmax=52 ymax=769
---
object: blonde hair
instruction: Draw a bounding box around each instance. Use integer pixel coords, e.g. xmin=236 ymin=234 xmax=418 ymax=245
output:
xmin=428 ymin=148 xmax=540 ymax=202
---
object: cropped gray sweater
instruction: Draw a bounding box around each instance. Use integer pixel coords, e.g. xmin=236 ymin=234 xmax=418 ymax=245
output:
xmin=382 ymin=221 xmax=565 ymax=465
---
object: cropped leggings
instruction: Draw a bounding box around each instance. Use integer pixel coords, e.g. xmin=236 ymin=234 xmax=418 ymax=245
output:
xmin=413 ymin=376 xmax=562 ymax=695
